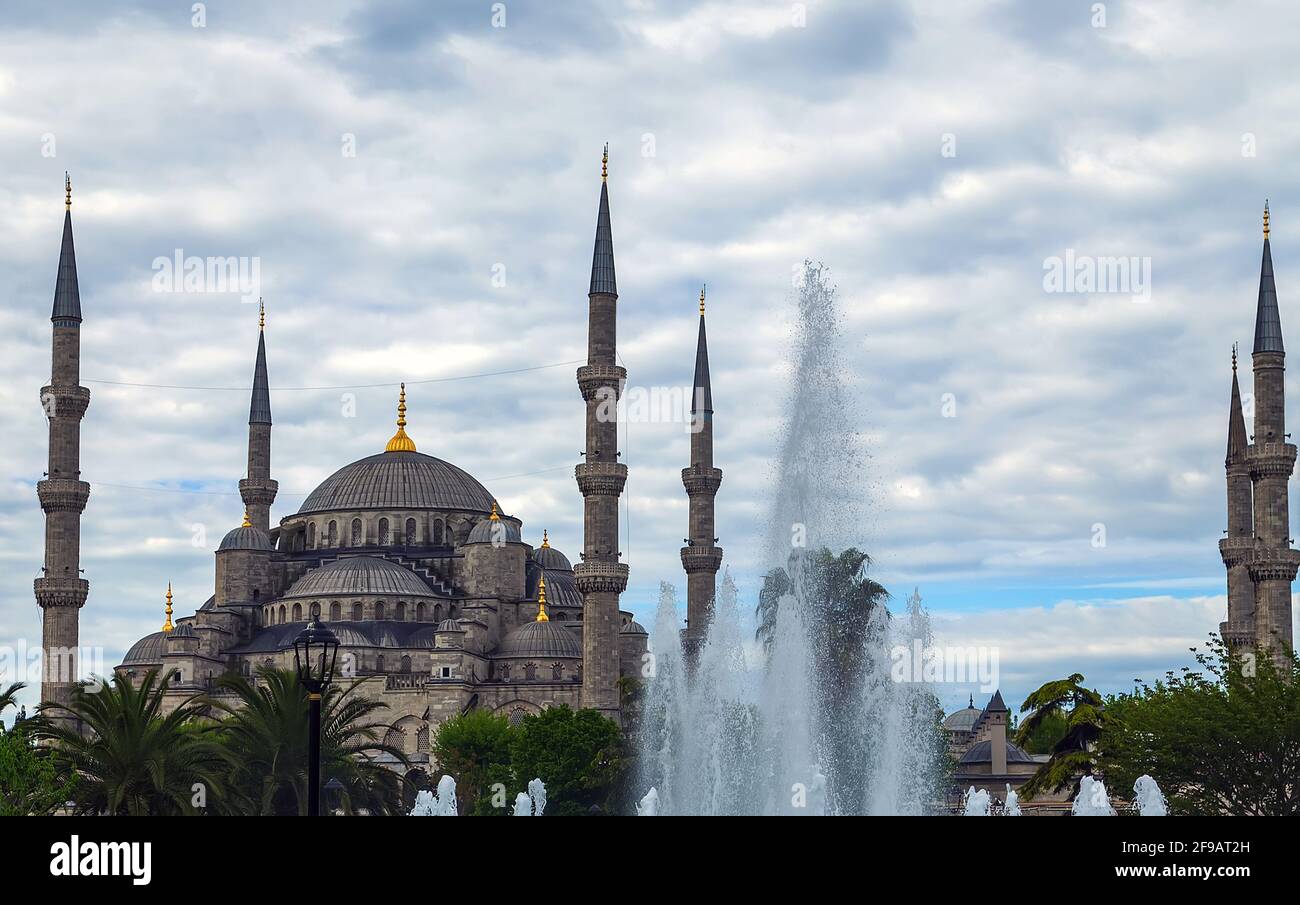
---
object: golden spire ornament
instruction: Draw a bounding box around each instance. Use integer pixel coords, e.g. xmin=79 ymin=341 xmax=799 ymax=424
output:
xmin=65 ymin=172 xmax=71 ymax=210
xmin=536 ymin=574 xmax=549 ymax=622
xmin=259 ymin=298 xmax=265 ymax=331
xmin=242 ymin=509 xmax=252 ymax=528
xmin=384 ymin=382 xmax=417 ymax=452
xmin=700 ymin=285 xmax=706 ymax=315
xmin=602 ymin=143 xmax=608 ymax=182
xmin=489 ymin=500 xmax=500 ymax=521
xmin=162 ymin=582 xmax=174 ymax=633
xmin=1232 ymin=342 xmax=1238 ymax=373
xmin=541 ymin=528 xmax=550 ymax=548
xmin=1264 ymin=200 xmax=1271 ymax=240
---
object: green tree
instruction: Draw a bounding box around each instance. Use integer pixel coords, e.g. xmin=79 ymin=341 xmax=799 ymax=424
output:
xmin=0 ymin=682 xmax=76 ymax=815
xmin=32 ymin=670 xmax=226 ymax=815
xmin=430 ymin=709 xmax=516 ymax=815
xmin=1098 ymin=637 xmax=1299 ymax=815
xmin=212 ymin=668 xmax=409 ymax=815
xmin=510 ymin=706 xmax=624 ymax=816
xmin=1017 ymin=708 xmax=1069 ymax=755
xmin=1014 ymin=673 xmax=1105 ymax=799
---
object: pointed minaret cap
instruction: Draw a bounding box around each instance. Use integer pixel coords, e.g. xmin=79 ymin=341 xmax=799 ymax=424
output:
xmin=536 ymin=574 xmax=549 ymax=622
xmin=162 ymin=582 xmax=174 ymax=633
xmin=52 ymin=172 xmax=82 ymax=324
xmin=385 ymin=383 xmax=417 ymax=452
xmin=249 ymin=300 xmax=272 ymax=425
xmin=986 ymin=689 xmax=1008 ymax=713
xmin=589 ymin=145 xmax=617 ymax=296
xmin=1254 ymin=200 xmax=1284 ymax=353
xmin=1228 ymin=344 xmax=1249 ymax=462
xmin=691 ymin=286 xmax=713 ymax=414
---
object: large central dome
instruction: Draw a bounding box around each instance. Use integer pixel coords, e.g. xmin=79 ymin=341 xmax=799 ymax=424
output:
xmin=298 ymin=451 xmax=495 ymax=516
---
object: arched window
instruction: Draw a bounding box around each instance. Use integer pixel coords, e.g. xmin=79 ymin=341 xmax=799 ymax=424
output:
xmin=416 ymin=726 xmax=429 ymax=753
xmin=400 ymin=655 xmax=411 ymax=673
xmin=330 ymin=601 xmax=341 ymax=621
xmin=499 ymin=664 xmax=511 ymax=681
xmin=376 ymin=654 xmax=385 ymax=673
xmin=351 ymin=518 xmax=362 ymax=546
xmin=242 ymin=660 xmax=251 ymax=676
xmin=375 ymin=601 xmax=385 ymax=621
xmin=552 ymin=663 xmax=563 ymax=680
xmin=395 ymin=601 xmax=406 ymax=621
xmin=264 ymin=657 xmax=274 ymax=670
xmin=278 ymin=605 xmax=286 ymax=624
xmin=292 ymin=603 xmax=302 ymax=621
xmin=352 ymin=601 xmax=363 ymax=621
xmin=416 ymin=602 xmax=426 ymax=621
xmin=434 ymin=603 xmax=443 ymax=622
xmin=555 ymin=611 xmax=566 ymax=621
xmin=327 ymin=521 xmax=338 ymax=547
xmin=405 ymin=518 xmax=417 ymax=546
xmin=378 ymin=518 xmax=389 ymax=545
xmin=508 ymin=708 xmax=526 ymax=727
xmin=307 ymin=523 xmax=316 ymax=548
xmin=432 ymin=520 xmax=444 ymax=546
xmin=524 ymin=662 xmax=537 ymax=681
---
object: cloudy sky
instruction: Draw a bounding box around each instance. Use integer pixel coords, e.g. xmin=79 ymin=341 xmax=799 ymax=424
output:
xmin=2 ymin=0 xmax=1298 ymax=717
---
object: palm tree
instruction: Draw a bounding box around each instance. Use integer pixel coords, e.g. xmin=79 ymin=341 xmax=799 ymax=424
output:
xmin=212 ymin=668 xmax=410 ymax=815
xmin=31 ymin=669 xmax=226 ymax=815
xmin=1014 ymin=673 xmax=1105 ymax=799
xmin=0 ymin=681 xmax=24 ymax=718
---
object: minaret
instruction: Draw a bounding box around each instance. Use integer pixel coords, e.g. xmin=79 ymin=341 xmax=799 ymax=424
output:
xmin=35 ymin=174 xmax=91 ymax=712
xmin=681 ymin=286 xmax=723 ymax=656
xmin=574 ymin=144 xmax=629 ymax=722
xmin=1220 ymin=345 xmax=1255 ymax=649
xmin=1245 ymin=201 xmax=1298 ymax=662
xmin=239 ymin=300 xmax=277 ymax=533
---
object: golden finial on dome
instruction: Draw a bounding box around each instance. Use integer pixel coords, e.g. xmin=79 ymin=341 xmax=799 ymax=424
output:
xmin=1264 ymin=200 xmax=1271 ymax=240
xmin=162 ymin=582 xmax=174 ymax=633
xmin=536 ymin=574 xmax=549 ymax=622
xmin=541 ymin=528 xmax=550 ymax=548
xmin=65 ymin=172 xmax=71 ymax=210
xmin=241 ymin=510 xmax=252 ymax=528
xmin=489 ymin=500 xmax=500 ymax=521
xmin=699 ymin=285 xmax=706 ymax=315
xmin=384 ymin=383 xmax=417 ymax=452
xmin=602 ymin=143 xmax=608 ymax=182
xmin=259 ymin=298 xmax=265 ymax=331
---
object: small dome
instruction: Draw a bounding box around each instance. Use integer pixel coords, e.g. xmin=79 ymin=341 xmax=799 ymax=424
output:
xmin=943 ymin=705 xmax=981 ymax=732
xmin=620 ymin=619 xmax=647 ymax=635
xmin=535 ymin=569 xmax=582 ymax=608
xmin=436 ymin=618 xmax=464 ymax=633
xmin=218 ymin=524 xmax=273 ymax=552
xmin=121 ymin=632 xmax=167 ymax=666
xmin=958 ymin=739 xmax=1036 ymax=766
xmin=497 ymin=620 xmax=581 ymax=659
xmin=533 ymin=538 xmax=572 ymax=571
xmin=281 ymin=556 xmax=436 ymax=600
xmin=170 ymin=622 xmax=197 ymax=639
xmin=467 ymin=509 xmax=522 ymax=545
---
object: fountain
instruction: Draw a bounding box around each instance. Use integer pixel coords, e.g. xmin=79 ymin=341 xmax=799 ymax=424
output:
xmin=409 ymin=775 xmax=458 ymax=816
xmin=1132 ymin=775 xmax=1167 ymax=816
xmin=1003 ymin=785 xmax=1021 ymax=816
xmin=636 ymin=787 xmax=660 ymax=816
xmin=1071 ymin=776 xmax=1117 ymax=816
xmin=962 ymin=787 xmax=991 ymax=816
xmin=635 ymin=263 xmax=943 ymax=815
xmin=512 ymin=779 xmax=548 ymax=816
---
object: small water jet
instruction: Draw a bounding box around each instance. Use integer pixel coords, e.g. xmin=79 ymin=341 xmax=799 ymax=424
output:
xmin=1003 ymin=785 xmax=1021 ymax=816
xmin=636 ymin=788 xmax=660 ymax=816
xmin=1132 ymin=775 xmax=1167 ymax=816
xmin=962 ymin=787 xmax=991 ymax=816
xmin=511 ymin=778 xmax=548 ymax=816
xmin=1071 ymin=776 xmax=1117 ymax=816
xmin=410 ymin=775 xmax=459 ymax=816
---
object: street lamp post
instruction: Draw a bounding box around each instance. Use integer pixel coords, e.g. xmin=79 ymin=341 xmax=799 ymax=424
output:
xmin=293 ymin=615 xmax=340 ymax=817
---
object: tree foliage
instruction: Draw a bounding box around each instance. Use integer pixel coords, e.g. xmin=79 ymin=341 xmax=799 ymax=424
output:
xmin=430 ymin=708 xmax=515 ymax=815
xmin=1013 ymin=673 xmax=1105 ymax=799
xmin=0 ymin=682 xmax=76 ymax=816
xmin=510 ymin=706 xmax=625 ymax=816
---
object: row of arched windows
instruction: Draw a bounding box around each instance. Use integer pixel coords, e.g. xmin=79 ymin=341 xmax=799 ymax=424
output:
xmin=262 ymin=599 xmax=453 ymax=625
xmin=299 ymin=516 xmax=449 ymax=550
xmin=497 ymin=662 xmax=572 ymax=682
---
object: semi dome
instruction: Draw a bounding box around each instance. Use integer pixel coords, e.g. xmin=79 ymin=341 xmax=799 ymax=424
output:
xmin=218 ymin=524 xmax=273 ymax=552
xmin=467 ymin=514 xmax=522 ymax=545
xmin=620 ymin=619 xmax=647 ymax=635
xmin=281 ymin=556 xmax=437 ymax=600
xmin=170 ymin=622 xmax=197 ymax=639
xmin=121 ymin=631 xmax=167 ymax=666
xmin=436 ymin=618 xmax=464 ymax=633
xmin=297 ymin=451 xmax=495 ymax=516
xmin=497 ymin=620 xmax=581 ymax=659
xmin=958 ymin=739 xmax=1036 ymax=766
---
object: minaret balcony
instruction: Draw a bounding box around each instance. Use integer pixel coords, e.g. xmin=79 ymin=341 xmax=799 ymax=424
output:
xmin=33 ymin=576 xmax=89 ymax=608
xmin=576 ymin=365 xmax=627 ymax=401
xmin=1246 ymin=549 xmax=1300 ymax=583
xmin=1219 ymin=619 xmax=1255 ymax=648
xmin=680 ymin=544 xmax=723 ymax=574
xmin=575 ymin=461 xmax=627 ymax=496
xmin=681 ymin=465 xmax=722 ymax=495
xmin=238 ymin=478 xmax=279 ymax=504
xmin=573 ymin=561 xmax=629 ymax=594
xmin=36 ymin=479 xmax=90 ymax=513
xmin=1245 ymin=442 xmax=1297 ymax=478
xmin=39 ymin=384 xmax=90 ymax=421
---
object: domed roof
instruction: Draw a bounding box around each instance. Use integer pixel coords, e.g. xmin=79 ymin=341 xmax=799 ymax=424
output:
xmin=436 ymin=618 xmax=464 ymax=633
xmin=620 ymin=619 xmax=647 ymax=635
xmin=958 ymin=739 xmax=1036 ymax=766
xmin=297 ymin=451 xmax=495 ymax=516
xmin=497 ymin=620 xmax=581 ymax=659
xmin=534 ymin=543 xmax=572 ymax=571
xmin=227 ymin=620 xmax=436 ymax=654
xmin=218 ymin=524 xmax=273 ymax=552
xmin=170 ymin=622 xmax=197 ymax=638
xmin=533 ymin=569 xmax=582 ymax=608
xmin=121 ymin=631 xmax=167 ymax=666
xmin=944 ymin=702 xmax=982 ymax=732
xmin=466 ymin=504 xmax=522 ymax=545
xmin=281 ymin=556 xmax=436 ymax=600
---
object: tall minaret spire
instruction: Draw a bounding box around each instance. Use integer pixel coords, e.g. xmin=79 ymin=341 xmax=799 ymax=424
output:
xmin=1240 ymin=201 xmax=1298 ymax=664
xmin=239 ymin=299 xmax=277 ymax=532
xmin=36 ymin=174 xmax=91 ymax=714
xmin=574 ymin=144 xmax=629 ymax=722
xmin=1220 ymin=344 xmax=1255 ymax=650
xmin=681 ymin=286 xmax=723 ymax=656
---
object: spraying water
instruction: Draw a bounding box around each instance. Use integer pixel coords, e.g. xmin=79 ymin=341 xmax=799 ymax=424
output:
xmin=410 ymin=775 xmax=459 ymax=816
xmin=1132 ymin=775 xmax=1167 ymax=816
xmin=1072 ymin=776 xmax=1117 ymax=816
xmin=962 ymin=787 xmax=991 ymax=816
xmin=1003 ymin=785 xmax=1022 ymax=816
xmin=635 ymin=263 xmax=943 ymax=815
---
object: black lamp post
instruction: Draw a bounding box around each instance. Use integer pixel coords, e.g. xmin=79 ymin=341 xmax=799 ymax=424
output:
xmin=293 ymin=616 xmax=339 ymax=817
